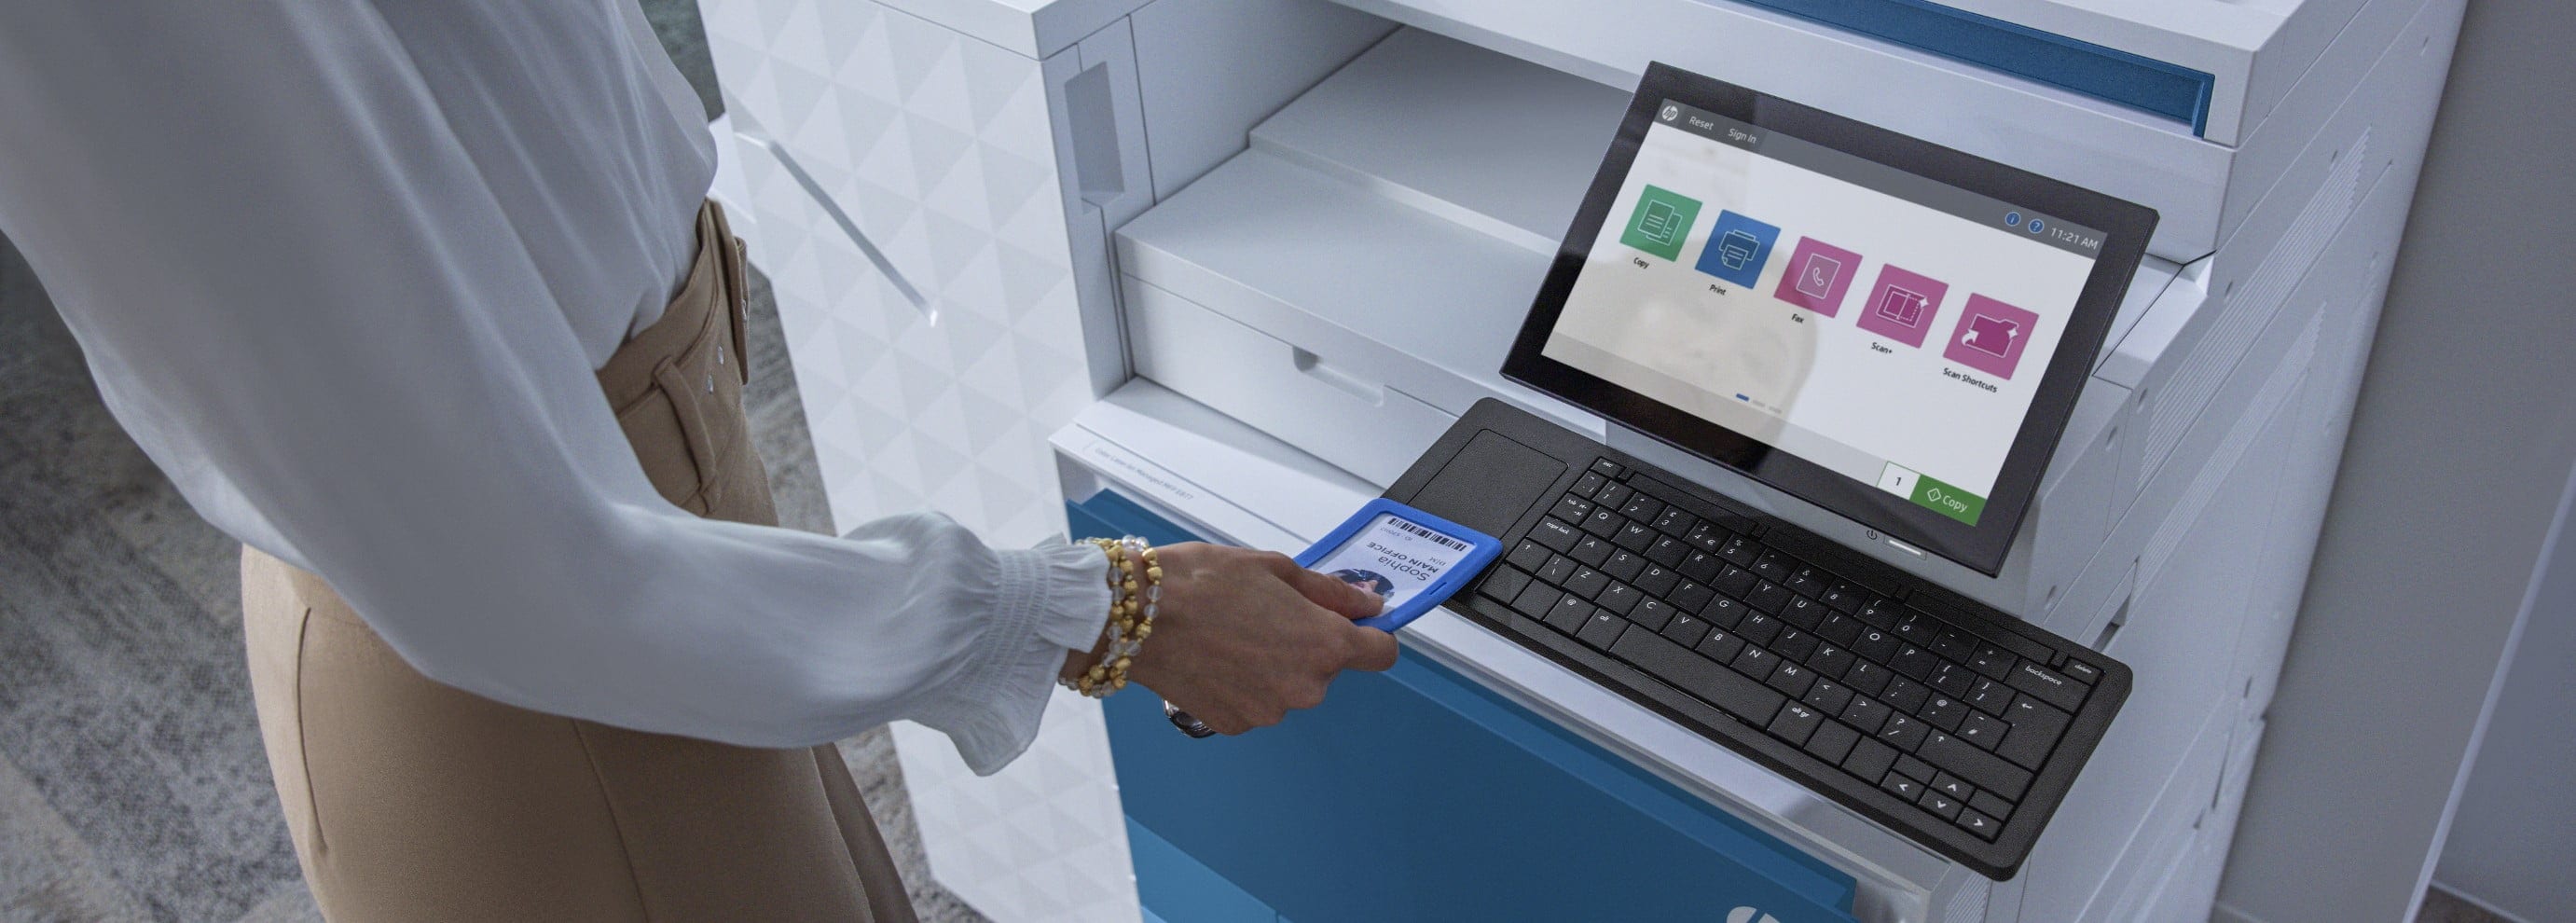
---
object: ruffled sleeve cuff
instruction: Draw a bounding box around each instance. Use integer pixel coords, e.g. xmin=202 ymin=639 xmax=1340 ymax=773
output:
xmin=906 ymin=539 xmax=1111 ymax=775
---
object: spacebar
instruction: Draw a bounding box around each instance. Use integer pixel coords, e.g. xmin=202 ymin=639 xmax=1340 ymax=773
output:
xmin=1611 ymin=628 xmax=1786 ymax=723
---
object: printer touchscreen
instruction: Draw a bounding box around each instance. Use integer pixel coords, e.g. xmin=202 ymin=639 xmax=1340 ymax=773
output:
xmin=1538 ymin=101 xmax=2107 ymax=527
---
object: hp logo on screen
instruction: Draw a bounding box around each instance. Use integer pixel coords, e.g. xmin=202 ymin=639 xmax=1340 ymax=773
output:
xmin=1728 ymin=908 xmax=1783 ymax=923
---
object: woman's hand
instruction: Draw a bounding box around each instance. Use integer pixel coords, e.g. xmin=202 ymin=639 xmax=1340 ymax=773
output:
xmin=1109 ymin=543 xmax=1399 ymax=735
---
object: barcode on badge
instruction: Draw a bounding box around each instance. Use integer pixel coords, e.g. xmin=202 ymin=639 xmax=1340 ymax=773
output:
xmin=1391 ymin=517 xmax=1468 ymax=552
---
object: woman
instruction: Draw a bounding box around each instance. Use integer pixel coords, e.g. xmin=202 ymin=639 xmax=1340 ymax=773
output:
xmin=0 ymin=3 xmax=1397 ymax=919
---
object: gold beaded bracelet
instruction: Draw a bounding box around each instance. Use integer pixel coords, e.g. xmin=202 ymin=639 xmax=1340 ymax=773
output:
xmin=1062 ymin=536 xmax=1161 ymax=698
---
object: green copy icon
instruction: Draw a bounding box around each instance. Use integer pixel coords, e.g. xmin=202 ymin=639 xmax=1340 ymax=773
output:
xmin=1621 ymin=185 xmax=1701 ymax=262
xmin=1910 ymin=473 xmax=1987 ymax=526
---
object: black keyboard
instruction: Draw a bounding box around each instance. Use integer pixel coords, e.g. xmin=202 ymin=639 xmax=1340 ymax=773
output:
xmin=1467 ymin=456 xmax=2126 ymax=878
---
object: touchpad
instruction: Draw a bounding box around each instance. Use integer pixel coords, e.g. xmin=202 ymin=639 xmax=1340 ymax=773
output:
xmin=1407 ymin=431 xmax=1566 ymax=538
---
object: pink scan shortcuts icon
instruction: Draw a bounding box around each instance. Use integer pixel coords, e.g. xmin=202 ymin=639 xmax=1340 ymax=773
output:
xmin=1943 ymin=295 xmax=2043 ymax=380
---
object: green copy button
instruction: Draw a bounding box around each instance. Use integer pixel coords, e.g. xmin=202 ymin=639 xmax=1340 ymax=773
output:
xmin=1621 ymin=185 xmax=1701 ymax=262
xmin=1911 ymin=474 xmax=1986 ymax=526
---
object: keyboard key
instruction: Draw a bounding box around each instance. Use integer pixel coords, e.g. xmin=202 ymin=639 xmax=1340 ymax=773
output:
xmin=1678 ymin=550 xmax=1723 ymax=583
xmin=1729 ymin=645 xmax=1780 ymax=682
xmin=1583 ymin=508 xmax=1623 ymax=538
xmin=1701 ymin=596 xmax=1747 ymax=628
xmin=1920 ymin=731 xmax=2033 ymax=801
xmin=1809 ymin=644 xmax=1856 ymax=680
xmin=1918 ymin=790 xmax=1963 ymax=821
xmin=1646 ymin=535 xmax=1688 ymax=567
xmin=1619 ymin=495 xmax=1663 ymax=523
xmin=1609 ymin=628 xmax=1786 ymax=722
xmin=1820 ymin=582 xmax=1864 ymax=613
xmin=1537 ymin=555 xmax=1578 ymax=585
xmin=1507 ymin=540 xmax=1552 ymax=572
xmin=1712 ymin=564 xmax=1756 ymax=597
xmin=1881 ymin=773 xmax=1924 ymax=801
xmin=1572 ymin=471 xmax=1607 ymax=498
xmin=1717 ymin=535 xmax=1759 ymax=566
xmin=1892 ymin=611 xmax=1935 ymax=643
xmin=1890 ymin=644 xmax=1939 ymax=681
xmin=1595 ymin=583 xmax=1641 ymax=615
xmin=1661 ymin=614 xmax=1712 ymax=648
xmin=1853 ymin=628 xmax=1899 ymax=662
xmin=2062 ymin=660 xmax=2105 ymax=685
xmin=1570 ymin=535 xmax=1614 ymax=567
xmin=1564 ymin=567 xmax=1610 ymax=599
xmin=1997 ymin=696 xmax=2072 ymax=770
xmin=1746 ymin=581 xmax=1793 ymax=613
xmin=1817 ymin=613 xmax=1862 ymax=645
xmin=1615 ymin=522 xmax=1658 ymax=552
xmin=1930 ymin=772 xmax=1976 ymax=802
xmin=1590 ymin=458 xmax=1625 ymax=478
xmin=1876 ymin=713 xmax=1928 ymax=752
xmin=1920 ymin=696 xmax=1969 ymax=732
xmin=1969 ymin=644 xmax=2017 ymax=681
xmin=1668 ymin=580 xmax=1715 ymax=613
xmin=1750 ymin=550 xmax=1791 ymax=582
xmin=1804 ymin=720 xmax=1861 ymax=765
xmin=1594 ymin=481 xmax=1633 ymax=508
xmin=1767 ymin=702 xmax=1825 ymax=747
xmin=1766 ymin=662 xmax=1816 ymax=698
xmin=1894 ymin=755 xmax=1936 ymax=784
xmin=1628 ymin=599 xmax=1676 ymax=632
xmin=1931 ymin=628 xmax=1977 ymax=662
xmin=1854 ymin=597 xmax=1898 ymax=628
xmin=1737 ymin=612 xmax=1782 ymax=645
xmin=1695 ymin=627 xmax=1746 ymax=664
xmin=1843 ymin=737 xmax=1898 ymax=783
xmin=1965 ymin=677 xmax=2014 ymax=715
xmin=1882 ymin=676 xmax=1931 ymax=713
xmin=1772 ymin=628 xmax=1818 ymax=662
xmin=1481 ymin=568 xmax=1532 ymax=605
xmin=1635 ymin=565 xmax=1681 ymax=597
xmin=1781 ymin=596 xmax=1825 ymax=630
xmin=1546 ymin=596 xmax=1596 ymax=633
xmin=1602 ymin=550 xmax=1646 ymax=582
xmin=1685 ymin=520 xmax=1729 ymax=553
xmin=1956 ymin=808 xmax=2002 ymax=841
xmin=1578 ymin=611 xmax=1629 ymax=650
xmin=1928 ymin=662 xmax=1976 ymax=698
xmin=1969 ymin=791 xmax=2015 ymax=822
xmin=1957 ymin=711 xmax=2008 ymax=751
xmin=1530 ymin=517 xmax=1580 ymax=552
xmin=1653 ymin=506 xmax=1697 ymax=537
xmin=1509 ymin=584 xmax=1563 ymax=622
xmin=1784 ymin=566 xmax=1826 ymax=599
xmin=1842 ymin=661 xmax=1892 ymax=697
xmin=2006 ymin=661 xmax=2088 ymax=712
xmin=1551 ymin=494 xmax=1597 ymax=524
xmin=1802 ymin=678 xmax=1853 ymax=715
xmin=1839 ymin=696 xmax=1891 ymax=735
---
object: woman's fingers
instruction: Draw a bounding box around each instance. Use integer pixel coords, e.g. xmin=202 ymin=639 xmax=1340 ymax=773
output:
xmin=1280 ymin=559 xmax=1388 ymax=621
xmin=1343 ymin=623 xmax=1400 ymax=672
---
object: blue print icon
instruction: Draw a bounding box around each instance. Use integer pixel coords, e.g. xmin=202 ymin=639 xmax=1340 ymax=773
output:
xmin=1695 ymin=211 xmax=1782 ymax=288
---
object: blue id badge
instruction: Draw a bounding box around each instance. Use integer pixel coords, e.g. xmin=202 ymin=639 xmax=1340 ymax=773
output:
xmin=1296 ymin=499 xmax=1505 ymax=631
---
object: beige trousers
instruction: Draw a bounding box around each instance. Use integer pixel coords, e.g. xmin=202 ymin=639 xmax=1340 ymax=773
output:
xmin=241 ymin=202 xmax=918 ymax=922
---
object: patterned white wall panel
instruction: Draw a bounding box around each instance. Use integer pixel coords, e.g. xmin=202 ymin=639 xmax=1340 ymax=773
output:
xmin=703 ymin=2 xmax=1137 ymax=921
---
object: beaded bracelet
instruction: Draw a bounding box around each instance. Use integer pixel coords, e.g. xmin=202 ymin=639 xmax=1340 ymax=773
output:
xmin=1062 ymin=536 xmax=1161 ymax=698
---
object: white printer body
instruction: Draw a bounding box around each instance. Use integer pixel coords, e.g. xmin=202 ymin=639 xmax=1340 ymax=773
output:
xmin=701 ymin=0 xmax=2464 ymax=918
